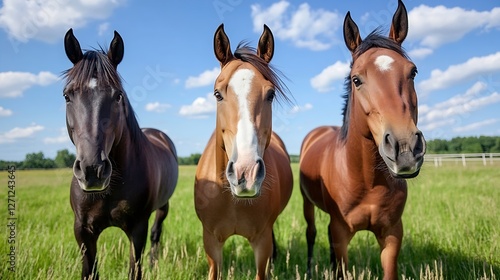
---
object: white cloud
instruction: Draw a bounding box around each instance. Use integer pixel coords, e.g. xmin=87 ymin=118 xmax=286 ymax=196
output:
xmin=0 ymin=124 xmax=44 ymax=144
xmin=0 ymin=71 xmax=60 ymax=98
xmin=179 ymin=92 xmax=216 ymax=118
xmin=251 ymin=1 xmax=341 ymax=51
xmin=310 ymin=61 xmax=350 ymax=93
xmin=0 ymin=106 xmax=13 ymax=117
xmin=408 ymin=47 xmax=433 ymax=60
xmin=407 ymin=5 xmax=500 ymax=49
xmin=289 ymin=103 xmax=313 ymax=114
xmin=418 ymin=52 xmax=500 ymax=94
xmin=145 ymin=102 xmax=171 ymax=113
xmin=185 ymin=67 xmax=219 ymax=89
xmin=419 ymin=82 xmax=500 ymax=131
xmin=0 ymin=0 xmax=125 ymax=43
xmin=420 ymin=118 xmax=456 ymax=132
xmin=43 ymin=127 xmax=69 ymax=144
xmin=453 ymin=119 xmax=499 ymax=133
xmin=98 ymin=22 xmax=110 ymax=36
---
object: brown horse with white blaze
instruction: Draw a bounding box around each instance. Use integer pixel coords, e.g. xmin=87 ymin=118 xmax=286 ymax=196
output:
xmin=299 ymin=1 xmax=425 ymax=279
xmin=194 ymin=24 xmax=293 ymax=280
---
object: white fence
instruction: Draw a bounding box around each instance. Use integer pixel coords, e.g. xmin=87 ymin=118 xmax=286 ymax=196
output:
xmin=424 ymin=153 xmax=500 ymax=167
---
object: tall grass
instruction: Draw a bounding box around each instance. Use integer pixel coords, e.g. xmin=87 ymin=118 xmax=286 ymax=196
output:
xmin=0 ymin=163 xmax=498 ymax=279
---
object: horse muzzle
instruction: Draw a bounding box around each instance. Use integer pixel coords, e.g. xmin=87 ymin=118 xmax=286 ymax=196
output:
xmin=379 ymin=130 xmax=426 ymax=179
xmin=226 ymin=158 xmax=265 ymax=198
xmin=73 ymin=153 xmax=112 ymax=192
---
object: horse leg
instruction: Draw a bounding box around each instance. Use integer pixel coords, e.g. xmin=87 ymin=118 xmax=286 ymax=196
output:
xmin=328 ymin=220 xmax=351 ymax=279
xmin=271 ymin=230 xmax=277 ymax=260
xmin=376 ymin=220 xmax=403 ymax=280
xmin=74 ymin=223 xmax=100 ymax=280
xmin=202 ymin=227 xmax=223 ymax=280
xmin=150 ymin=202 xmax=169 ymax=264
xmin=128 ymin=221 xmax=149 ymax=280
xmin=301 ymin=188 xmax=316 ymax=275
xmin=250 ymin=228 xmax=274 ymax=280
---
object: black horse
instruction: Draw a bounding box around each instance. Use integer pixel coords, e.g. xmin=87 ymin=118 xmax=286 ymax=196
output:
xmin=63 ymin=29 xmax=178 ymax=280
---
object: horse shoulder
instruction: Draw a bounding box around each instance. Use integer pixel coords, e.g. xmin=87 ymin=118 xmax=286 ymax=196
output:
xmin=139 ymin=128 xmax=178 ymax=208
xmin=195 ymin=132 xmax=217 ymax=181
xmin=299 ymin=126 xmax=345 ymax=212
xmin=194 ymin=132 xmax=226 ymax=209
xmin=300 ymin=126 xmax=342 ymax=175
xmin=142 ymin=128 xmax=176 ymax=157
xmin=263 ymin=132 xmax=293 ymax=212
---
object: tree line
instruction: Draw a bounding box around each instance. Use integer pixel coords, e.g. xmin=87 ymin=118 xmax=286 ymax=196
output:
xmin=1 ymin=136 xmax=499 ymax=170
xmin=0 ymin=149 xmax=76 ymax=170
xmin=0 ymin=150 xmax=301 ymax=170
xmin=427 ymin=136 xmax=500 ymax=154
xmin=0 ymin=150 xmax=206 ymax=170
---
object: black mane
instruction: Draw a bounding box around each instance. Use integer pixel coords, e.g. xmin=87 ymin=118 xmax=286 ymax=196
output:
xmin=234 ymin=42 xmax=292 ymax=105
xmin=63 ymin=48 xmax=122 ymax=90
xmin=341 ymin=31 xmax=409 ymax=140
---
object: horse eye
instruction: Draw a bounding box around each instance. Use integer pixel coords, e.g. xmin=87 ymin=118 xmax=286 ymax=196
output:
xmin=267 ymin=89 xmax=276 ymax=102
xmin=410 ymin=68 xmax=418 ymax=80
xmin=63 ymin=94 xmax=70 ymax=103
xmin=214 ymin=90 xmax=223 ymax=101
xmin=352 ymin=76 xmax=362 ymax=87
xmin=115 ymin=92 xmax=123 ymax=102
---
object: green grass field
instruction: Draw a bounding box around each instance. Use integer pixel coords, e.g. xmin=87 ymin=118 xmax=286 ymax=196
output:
xmin=1 ymin=163 xmax=499 ymax=279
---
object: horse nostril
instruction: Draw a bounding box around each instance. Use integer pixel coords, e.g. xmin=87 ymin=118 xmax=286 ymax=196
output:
xmin=237 ymin=176 xmax=246 ymax=185
xmin=413 ymin=131 xmax=426 ymax=157
xmin=227 ymin=161 xmax=235 ymax=176
xmin=73 ymin=160 xmax=84 ymax=178
xmin=383 ymin=133 xmax=397 ymax=161
xmin=98 ymin=159 xmax=112 ymax=179
xmin=255 ymin=158 xmax=265 ymax=179
xmin=97 ymin=164 xmax=103 ymax=179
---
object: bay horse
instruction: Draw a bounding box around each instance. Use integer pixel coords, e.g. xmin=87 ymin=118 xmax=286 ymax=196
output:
xmin=63 ymin=29 xmax=178 ymax=280
xmin=194 ymin=24 xmax=293 ymax=280
xmin=299 ymin=1 xmax=426 ymax=279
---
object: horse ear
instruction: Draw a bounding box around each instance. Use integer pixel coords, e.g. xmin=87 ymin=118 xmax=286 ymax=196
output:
xmin=108 ymin=31 xmax=124 ymax=67
xmin=343 ymin=12 xmax=362 ymax=53
xmin=389 ymin=0 xmax=408 ymax=45
xmin=257 ymin=24 xmax=274 ymax=63
xmin=64 ymin=28 xmax=83 ymax=65
xmin=214 ymin=24 xmax=233 ymax=66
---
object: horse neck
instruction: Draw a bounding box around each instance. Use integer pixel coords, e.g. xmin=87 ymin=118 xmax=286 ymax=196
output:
xmin=342 ymin=104 xmax=390 ymax=186
xmin=109 ymin=114 xmax=146 ymax=168
xmin=214 ymin=127 xmax=229 ymax=183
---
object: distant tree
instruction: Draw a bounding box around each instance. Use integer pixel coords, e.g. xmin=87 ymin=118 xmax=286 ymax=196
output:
xmin=492 ymin=138 xmax=500 ymax=153
xmin=427 ymin=139 xmax=448 ymax=154
xmin=289 ymin=154 xmax=300 ymax=163
xmin=189 ymin=153 xmax=201 ymax=165
xmin=23 ymin=152 xmax=55 ymax=169
xmin=0 ymin=160 xmax=21 ymax=170
xmin=461 ymin=137 xmax=483 ymax=153
xmin=54 ymin=149 xmax=76 ymax=168
xmin=479 ymin=136 xmax=496 ymax=152
xmin=178 ymin=153 xmax=202 ymax=165
xmin=448 ymin=137 xmax=463 ymax=153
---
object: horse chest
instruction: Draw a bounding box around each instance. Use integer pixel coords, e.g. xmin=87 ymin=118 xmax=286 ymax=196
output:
xmin=109 ymin=200 xmax=134 ymax=223
xmin=201 ymin=192 xmax=272 ymax=240
xmin=340 ymin=187 xmax=406 ymax=232
xmin=343 ymin=204 xmax=380 ymax=232
xmin=76 ymin=194 xmax=143 ymax=231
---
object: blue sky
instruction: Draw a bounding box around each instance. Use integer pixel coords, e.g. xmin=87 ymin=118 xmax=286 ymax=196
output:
xmin=1 ymin=0 xmax=499 ymax=161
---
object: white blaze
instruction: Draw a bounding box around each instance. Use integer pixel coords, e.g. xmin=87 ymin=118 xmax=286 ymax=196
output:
xmin=228 ymin=68 xmax=258 ymax=160
xmin=88 ymin=78 xmax=97 ymax=89
xmin=374 ymin=55 xmax=394 ymax=72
